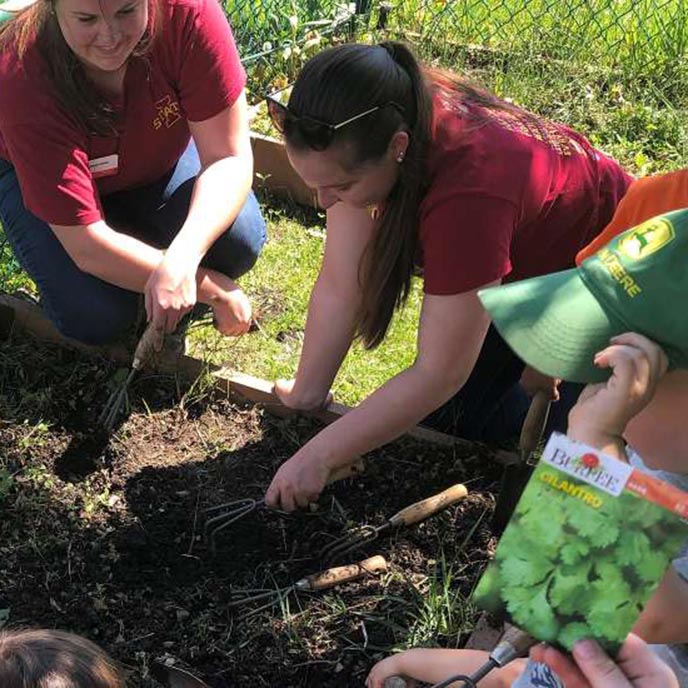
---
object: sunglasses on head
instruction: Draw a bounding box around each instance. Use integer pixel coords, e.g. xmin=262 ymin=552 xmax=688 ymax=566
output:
xmin=265 ymin=96 xmax=404 ymax=151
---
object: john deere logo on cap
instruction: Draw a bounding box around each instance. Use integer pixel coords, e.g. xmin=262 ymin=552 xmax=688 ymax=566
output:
xmin=617 ymin=217 xmax=675 ymax=261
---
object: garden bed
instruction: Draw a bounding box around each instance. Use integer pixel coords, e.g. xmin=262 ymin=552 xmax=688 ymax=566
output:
xmin=0 ymin=324 xmax=503 ymax=687
xmin=250 ymin=132 xmax=318 ymax=209
xmin=249 ymin=98 xmax=318 ymax=210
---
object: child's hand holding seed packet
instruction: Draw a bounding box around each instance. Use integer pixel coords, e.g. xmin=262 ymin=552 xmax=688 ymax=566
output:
xmin=473 ymin=432 xmax=688 ymax=654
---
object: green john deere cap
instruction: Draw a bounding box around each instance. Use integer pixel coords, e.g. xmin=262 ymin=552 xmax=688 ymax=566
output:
xmin=478 ymin=208 xmax=688 ymax=383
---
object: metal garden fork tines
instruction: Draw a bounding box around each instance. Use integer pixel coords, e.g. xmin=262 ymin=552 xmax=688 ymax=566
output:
xmin=203 ymin=496 xmax=268 ymax=553
xmin=320 ymin=483 xmax=468 ymax=562
xmin=203 ymin=458 xmax=365 ymax=554
xmin=98 ymin=322 xmax=159 ymax=433
xmin=228 ymin=554 xmax=388 ymax=614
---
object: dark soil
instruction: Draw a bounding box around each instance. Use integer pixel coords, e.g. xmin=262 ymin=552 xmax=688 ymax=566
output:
xmin=0 ymin=333 xmax=503 ymax=687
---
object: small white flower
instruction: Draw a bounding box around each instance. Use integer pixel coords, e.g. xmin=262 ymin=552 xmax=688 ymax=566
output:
xmin=288 ymin=14 xmax=298 ymax=28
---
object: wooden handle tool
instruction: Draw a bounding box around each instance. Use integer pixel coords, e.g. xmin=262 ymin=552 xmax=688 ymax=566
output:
xmin=133 ymin=322 xmax=161 ymax=370
xmin=518 ymin=389 xmax=551 ymax=460
xmin=492 ymin=390 xmax=553 ymax=534
xmin=328 ymin=458 xmax=365 ymax=484
xmin=296 ymin=555 xmax=388 ymax=592
xmin=388 ymin=483 xmax=468 ymax=527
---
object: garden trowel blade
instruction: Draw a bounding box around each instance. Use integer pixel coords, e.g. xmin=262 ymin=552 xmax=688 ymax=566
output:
xmin=151 ymin=662 xmax=211 ymax=688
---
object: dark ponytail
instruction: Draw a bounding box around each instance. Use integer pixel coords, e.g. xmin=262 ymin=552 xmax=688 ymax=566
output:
xmin=357 ymin=41 xmax=431 ymax=348
xmin=286 ymin=42 xmax=551 ymax=349
xmin=286 ymin=41 xmax=432 ymax=349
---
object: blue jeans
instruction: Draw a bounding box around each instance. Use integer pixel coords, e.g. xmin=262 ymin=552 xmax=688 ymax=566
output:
xmin=422 ymin=325 xmax=583 ymax=442
xmin=0 ymin=140 xmax=266 ymax=345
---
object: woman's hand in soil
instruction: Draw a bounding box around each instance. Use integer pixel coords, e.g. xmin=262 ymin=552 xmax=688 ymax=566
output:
xmin=530 ymin=634 xmax=678 ymax=688
xmin=145 ymin=254 xmax=196 ymax=333
xmin=212 ymin=284 xmax=252 ymax=336
xmin=366 ymin=654 xmax=417 ymax=688
xmin=568 ymin=332 xmax=668 ymax=452
xmin=274 ymin=379 xmax=333 ymax=411
xmin=265 ymin=450 xmax=332 ymax=512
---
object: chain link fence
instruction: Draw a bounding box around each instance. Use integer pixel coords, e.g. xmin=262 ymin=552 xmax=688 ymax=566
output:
xmin=376 ymin=0 xmax=687 ymax=76
xmin=1 ymin=0 xmax=686 ymax=293
xmin=224 ymin=0 xmax=362 ymax=98
xmin=226 ymin=0 xmax=688 ymax=96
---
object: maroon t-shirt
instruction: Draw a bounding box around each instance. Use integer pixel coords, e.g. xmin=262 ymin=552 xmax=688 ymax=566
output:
xmin=419 ymin=90 xmax=633 ymax=295
xmin=0 ymin=0 xmax=246 ymax=226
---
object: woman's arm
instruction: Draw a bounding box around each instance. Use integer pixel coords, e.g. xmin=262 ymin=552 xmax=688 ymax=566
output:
xmin=145 ymin=91 xmax=254 ymax=332
xmin=50 ymin=93 xmax=253 ymax=334
xmin=49 ymin=219 xmax=243 ymax=334
xmin=265 ymin=281 xmax=497 ymax=511
xmin=277 ymin=202 xmax=376 ymax=409
xmin=169 ymin=91 xmax=253 ymax=262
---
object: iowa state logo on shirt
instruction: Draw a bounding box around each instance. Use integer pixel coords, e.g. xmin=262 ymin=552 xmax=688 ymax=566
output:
xmin=153 ymin=95 xmax=182 ymax=130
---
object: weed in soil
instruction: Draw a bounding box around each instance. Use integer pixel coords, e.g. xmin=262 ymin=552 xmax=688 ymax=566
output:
xmin=1 ymin=333 xmax=502 ymax=687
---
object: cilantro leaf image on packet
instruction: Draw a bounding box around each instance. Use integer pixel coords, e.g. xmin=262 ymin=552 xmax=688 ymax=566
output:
xmin=473 ymin=432 xmax=688 ymax=655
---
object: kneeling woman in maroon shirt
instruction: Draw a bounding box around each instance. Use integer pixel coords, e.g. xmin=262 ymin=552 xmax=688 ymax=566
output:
xmin=0 ymin=0 xmax=266 ymax=345
xmin=264 ymin=41 xmax=632 ymax=511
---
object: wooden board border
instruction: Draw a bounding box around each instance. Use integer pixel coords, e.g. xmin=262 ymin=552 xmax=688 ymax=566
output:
xmin=0 ymin=292 xmax=514 ymax=465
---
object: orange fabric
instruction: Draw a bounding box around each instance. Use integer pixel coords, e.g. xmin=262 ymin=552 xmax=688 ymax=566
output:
xmin=626 ymin=468 xmax=688 ymax=519
xmin=576 ymin=168 xmax=688 ymax=264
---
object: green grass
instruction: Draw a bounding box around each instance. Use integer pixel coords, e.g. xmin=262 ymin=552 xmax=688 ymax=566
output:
xmin=186 ymin=198 xmax=422 ymax=406
xmin=378 ymin=0 xmax=688 ymax=79
xmin=2 ymin=2 xmax=687 ymax=407
xmin=403 ymin=556 xmax=476 ymax=648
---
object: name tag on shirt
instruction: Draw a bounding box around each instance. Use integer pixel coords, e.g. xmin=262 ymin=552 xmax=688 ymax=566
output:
xmin=88 ymin=154 xmax=119 ymax=179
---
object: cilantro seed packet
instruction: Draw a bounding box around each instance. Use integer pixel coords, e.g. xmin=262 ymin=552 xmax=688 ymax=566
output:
xmin=473 ymin=433 xmax=688 ymax=654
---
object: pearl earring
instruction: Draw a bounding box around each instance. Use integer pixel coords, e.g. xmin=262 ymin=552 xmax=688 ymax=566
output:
xmin=397 ymin=152 xmax=405 ymax=163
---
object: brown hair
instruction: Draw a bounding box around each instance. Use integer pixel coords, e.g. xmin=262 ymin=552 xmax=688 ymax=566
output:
xmin=0 ymin=628 xmax=125 ymax=688
xmin=285 ymin=41 xmax=535 ymax=348
xmin=0 ymin=0 xmax=159 ymax=135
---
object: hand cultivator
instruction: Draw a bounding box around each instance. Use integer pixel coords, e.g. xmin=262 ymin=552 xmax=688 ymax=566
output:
xmin=203 ymin=496 xmax=270 ymax=554
xmin=228 ymin=554 xmax=388 ymax=615
xmin=319 ymin=483 xmax=468 ymax=562
xmin=98 ymin=323 xmax=159 ymax=432
xmin=426 ymin=627 xmax=536 ymax=688
xmin=203 ymin=459 xmax=365 ymax=554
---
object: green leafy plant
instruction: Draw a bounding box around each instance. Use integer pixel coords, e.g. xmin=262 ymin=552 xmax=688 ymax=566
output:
xmin=474 ymin=436 xmax=688 ymax=653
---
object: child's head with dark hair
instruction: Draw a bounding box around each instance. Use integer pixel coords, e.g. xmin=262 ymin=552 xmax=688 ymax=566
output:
xmin=0 ymin=628 xmax=125 ymax=688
